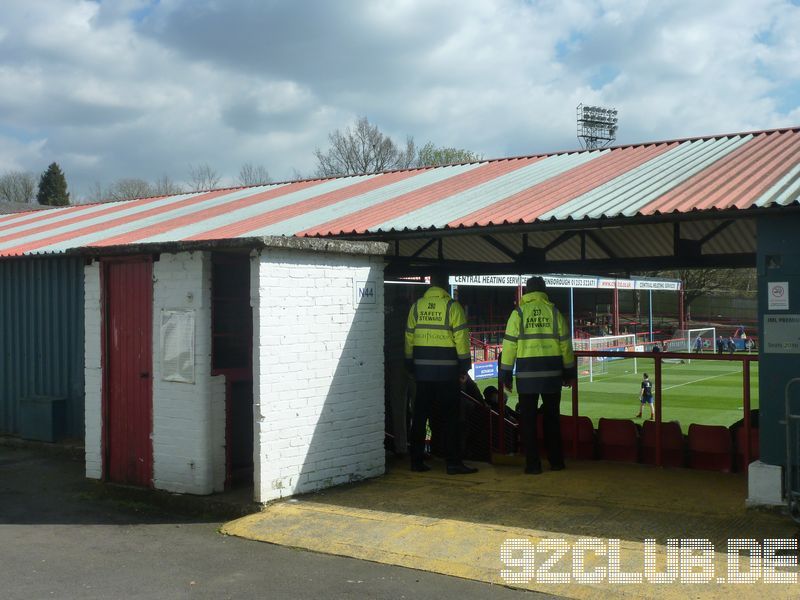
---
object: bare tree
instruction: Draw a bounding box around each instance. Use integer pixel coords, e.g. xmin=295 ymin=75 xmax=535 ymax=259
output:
xmin=314 ymin=116 xmax=416 ymax=177
xmin=237 ymin=163 xmax=272 ymax=186
xmin=653 ymin=268 xmax=756 ymax=309
xmin=84 ymin=181 xmax=108 ymax=203
xmin=152 ymin=174 xmax=184 ymax=196
xmin=416 ymin=142 xmax=483 ymax=167
xmin=106 ymin=178 xmax=153 ymax=201
xmin=0 ymin=170 xmax=37 ymax=204
xmin=187 ymin=163 xmax=221 ymax=192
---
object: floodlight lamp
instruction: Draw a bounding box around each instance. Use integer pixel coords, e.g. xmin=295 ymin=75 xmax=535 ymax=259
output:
xmin=576 ymin=102 xmax=619 ymax=149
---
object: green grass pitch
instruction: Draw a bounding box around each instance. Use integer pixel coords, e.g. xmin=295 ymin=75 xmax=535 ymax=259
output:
xmin=476 ymin=356 xmax=759 ymax=433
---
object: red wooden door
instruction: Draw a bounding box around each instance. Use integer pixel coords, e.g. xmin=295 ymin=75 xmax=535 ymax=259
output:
xmin=103 ymin=259 xmax=153 ymax=487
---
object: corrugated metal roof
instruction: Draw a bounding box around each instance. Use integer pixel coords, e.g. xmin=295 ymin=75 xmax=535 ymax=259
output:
xmin=0 ymin=127 xmax=798 ymax=258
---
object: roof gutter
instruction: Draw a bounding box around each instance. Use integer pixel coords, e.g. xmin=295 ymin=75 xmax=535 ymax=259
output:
xmin=58 ymin=235 xmax=389 ymax=259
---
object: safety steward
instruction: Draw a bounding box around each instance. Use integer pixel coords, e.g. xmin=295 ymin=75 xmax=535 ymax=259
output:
xmin=405 ymin=271 xmax=477 ymax=475
xmin=500 ymin=276 xmax=576 ymax=474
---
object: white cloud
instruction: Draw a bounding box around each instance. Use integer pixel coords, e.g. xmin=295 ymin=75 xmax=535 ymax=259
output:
xmin=0 ymin=0 xmax=797 ymax=200
xmin=0 ymin=135 xmax=47 ymax=173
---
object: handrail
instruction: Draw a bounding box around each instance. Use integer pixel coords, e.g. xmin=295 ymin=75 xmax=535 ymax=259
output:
xmin=576 ymin=350 xmax=758 ymax=471
xmin=492 ymin=350 xmax=759 ymax=471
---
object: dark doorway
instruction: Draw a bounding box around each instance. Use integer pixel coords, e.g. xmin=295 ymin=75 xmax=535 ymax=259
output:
xmin=211 ymin=253 xmax=254 ymax=488
xmin=102 ymin=258 xmax=153 ymax=487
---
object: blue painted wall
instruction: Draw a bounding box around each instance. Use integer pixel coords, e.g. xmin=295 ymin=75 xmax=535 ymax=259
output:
xmin=0 ymin=257 xmax=85 ymax=439
xmin=757 ymin=215 xmax=800 ymax=465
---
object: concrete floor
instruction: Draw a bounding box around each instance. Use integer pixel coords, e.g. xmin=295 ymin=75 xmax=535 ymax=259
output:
xmin=0 ymin=445 xmax=549 ymax=599
xmin=226 ymin=456 xmax=800 ymax=599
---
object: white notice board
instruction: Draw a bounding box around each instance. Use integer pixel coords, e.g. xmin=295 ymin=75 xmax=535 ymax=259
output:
xmin=768 ymin=281 xmax=790 ymax=310
xmin=763 ymin=314 xmax=800 ymax=354
xmin=160 ymin=309 xmax=195 ymax=383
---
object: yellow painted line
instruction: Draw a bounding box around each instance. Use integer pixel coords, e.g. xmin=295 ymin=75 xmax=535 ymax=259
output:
xmin=224 ymin=499 xmax=797 ymax=599
xmin=223 ymin=461 xmax=798 ymax=599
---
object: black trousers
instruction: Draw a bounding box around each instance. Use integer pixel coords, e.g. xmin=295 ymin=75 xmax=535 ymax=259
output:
xmin=410 ymin=380 xmax=462 ymax=466
xmin=519 ymin=392 xmax=563 ymax=468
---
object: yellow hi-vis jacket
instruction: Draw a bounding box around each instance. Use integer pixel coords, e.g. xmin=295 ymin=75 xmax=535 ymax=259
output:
xmin=405 ymin=286 xmax=471 ymax=381
xmin=500 ymin=291 xmax=576 ymax=394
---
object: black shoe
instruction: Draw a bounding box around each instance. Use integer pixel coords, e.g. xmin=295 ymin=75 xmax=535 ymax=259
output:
xmin=411 ymin=463 xmax=431 ymax=472
xmin=525 ymin=463 xmax=543 ymax=475
xmin=446 ymin=463 xmax=478 ymax=475
xmin=550 ymin=463 xmax=566 ymax=471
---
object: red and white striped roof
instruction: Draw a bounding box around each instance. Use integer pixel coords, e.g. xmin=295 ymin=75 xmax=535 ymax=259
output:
xmin=1 ymin=126 xmax=798 ymax=258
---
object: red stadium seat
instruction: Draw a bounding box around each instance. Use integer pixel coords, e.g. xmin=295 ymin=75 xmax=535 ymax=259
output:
xmin=732 ymin=426 xmax=759 ymax=472
xmin=688 ymin=424 xmax=733 ymax=472
xmin=560 ymin=415 xmax=596 ymax=459
xmin=641 ymin=420 xmax=685 ymax=467
xmin=598 ymin=418 xmax=639 ymax=462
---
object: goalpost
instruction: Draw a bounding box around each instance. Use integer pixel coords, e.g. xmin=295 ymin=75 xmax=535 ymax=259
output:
xmin=573 ymin=334 xmax=638 ymax=382
xmin=674 ymin=327 xmax=716 ymax=362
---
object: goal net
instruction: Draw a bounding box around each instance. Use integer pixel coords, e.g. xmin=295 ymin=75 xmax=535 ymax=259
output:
xmin=673 ymin=327 xmax=716 ymax=361
xmin=573 ymin=334 xmax=639 ymax=382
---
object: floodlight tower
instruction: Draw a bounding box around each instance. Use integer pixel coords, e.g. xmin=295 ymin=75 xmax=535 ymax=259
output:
xmin=577 ymin=103 xmax=618 ymax=149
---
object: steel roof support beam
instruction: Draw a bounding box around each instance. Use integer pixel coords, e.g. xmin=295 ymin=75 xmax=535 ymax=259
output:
xmin=586 ymin=230 xmax=617 ymax=258
xmin=699 ymin=220 xmax=734 ymax=245
xmin=409 ymin=238 xmax=437 ymax=258
xmin=385 ymin=252 xmax=755 ymax=277
xmin=544 ymin=231 xmax=577 ymax=252
xmin=480 ymin=235 xmax=519 ymax=260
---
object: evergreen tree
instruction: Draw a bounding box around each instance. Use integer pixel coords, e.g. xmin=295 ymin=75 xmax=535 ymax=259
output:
xmin=36 ymin=162 xmax=70 ymax=206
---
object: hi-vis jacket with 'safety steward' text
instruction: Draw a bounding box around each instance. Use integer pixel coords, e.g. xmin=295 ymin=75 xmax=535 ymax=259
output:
xmin=500 ymin=291 xmax=576 ymax=394
xmin=405 ymin=287 xmax=471 ymax=381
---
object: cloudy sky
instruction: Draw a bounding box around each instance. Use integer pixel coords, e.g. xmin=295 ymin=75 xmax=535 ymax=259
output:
xmin=1 ymin=0 xmax=799 ymax=200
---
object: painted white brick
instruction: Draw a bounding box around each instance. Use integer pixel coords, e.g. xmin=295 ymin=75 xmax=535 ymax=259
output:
xmin=151 ymin=252 xmax=225 ymax=495
xmin=253 ymin=249 xmax=385 ymax=503
xmin=83 ymin=254 xmax=226 ymax=492
xmin=83 ymin=262 xmax=103 ymax=479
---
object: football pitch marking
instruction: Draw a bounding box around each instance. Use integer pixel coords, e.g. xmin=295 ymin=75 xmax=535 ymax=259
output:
xmin=578 ymin=362 xmax=747 ymax=391
xmin=662 ymin=368 xmax=741 ymax=391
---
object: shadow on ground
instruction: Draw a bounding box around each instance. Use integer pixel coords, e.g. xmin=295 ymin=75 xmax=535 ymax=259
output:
xmin=298 ymin=456 xmax=797 ymax=547
xmin=0 ymin=445 xmax=257 ymax=525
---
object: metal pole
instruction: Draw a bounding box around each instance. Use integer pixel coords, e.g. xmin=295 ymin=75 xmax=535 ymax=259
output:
xmin=678 ymin=286 xmax=686 ymax=330
xmin=569 ymin=287 xmax=575 ymax=341
xmin=649 ymin=289 xmax=654 ymax=342
xmin=497 ymin=352 xmax=506 ymax=454
xmin=655 ymin=356 xmax=662 ymax=467
xmin=572 ymin=380 xmax=579 ymax=459
xmin=613 ymin=287 xmax=620 ymax=335
xmin=743 ymin=358 xmax=751 ymax=471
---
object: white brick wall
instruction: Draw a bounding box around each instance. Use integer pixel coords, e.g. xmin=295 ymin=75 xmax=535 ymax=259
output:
xmin=151 ymin=252 xmax=226 ymax=495
xmin=83 ymin=253 xmax=226 ymax=494
xmin=253 ymin=248 xmax=386 ymax=502
xmin=84 ymin=262 xmax=102 ymax=479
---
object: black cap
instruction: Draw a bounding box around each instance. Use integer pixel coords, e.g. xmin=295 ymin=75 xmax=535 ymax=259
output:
xmin=429 ymin=270 xmax=449 ymax=289
xmin=525 ymin=276 xmax=547 ymax=293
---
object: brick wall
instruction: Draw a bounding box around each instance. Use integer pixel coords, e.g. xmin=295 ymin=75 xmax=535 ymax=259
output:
xmin=84 ymin=262 xmax=102 ymax=479
xmin=252 ymin=248 xmax=386 ymax=502
xmin=83 ymin=253 xmax=225 ymax=494
xmin=151 ymin=252 xmax=225 ymax=494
